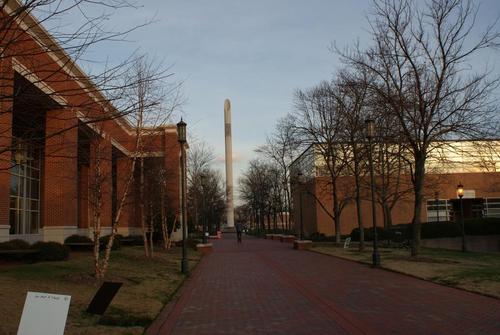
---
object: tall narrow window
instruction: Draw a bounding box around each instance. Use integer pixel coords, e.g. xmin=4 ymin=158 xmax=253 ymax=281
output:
xmin=9 ymin=142 xmax=41 ymax=235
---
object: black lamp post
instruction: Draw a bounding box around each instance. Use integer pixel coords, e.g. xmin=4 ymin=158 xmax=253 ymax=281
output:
xmin=177 ymin=118 xmax=189 ymax=275
xmin=457 ymin=183 xmax=466 ymax=252
xmin=200 ymin=173 xmax=208 ymax=244
xmin=297 ymin=171 xmax=305 ymax=240
xmin=365 ymin=119 xmax=380 ymax=267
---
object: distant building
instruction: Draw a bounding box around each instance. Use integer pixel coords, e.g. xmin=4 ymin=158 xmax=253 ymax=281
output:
xmin=290 ymin=141 xmax=500 ymax=237
xmin=0 ymin=1 xmax=183 ymax=243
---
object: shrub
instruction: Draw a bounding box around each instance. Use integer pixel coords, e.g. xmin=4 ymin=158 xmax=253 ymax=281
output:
xmin=0 ymin=239 xmax=32 ymax=261
xmin=121 ymin=235 xmax=144 ymax=246
xmin=31 ymin=242 xmax=69 ymax=261
xmin=64 ymin=234 xmax=92 ymax=244
xmin=0 ymin=239 xmax=31 ymax=250
xmin=350 ymin=218 xmax=500 ymax=241
xmin=99 ymin=235 xmax=121 ymax=250
xmin=464 ymin=217 xmax=500 ymax=235
xmin=308 ymin=232 xmax=336 ymax=242
xmin=350 ymin=227 xmax=388 ymax=241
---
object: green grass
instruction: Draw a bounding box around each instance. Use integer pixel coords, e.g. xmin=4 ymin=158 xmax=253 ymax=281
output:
xmin=0 ymin=246 xmax=201 ymax=335
xmin=312 ymin=245 xmax=500 ymax=298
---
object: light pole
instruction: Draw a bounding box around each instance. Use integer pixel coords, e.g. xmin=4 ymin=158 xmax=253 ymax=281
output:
xmin=297 ymin=171 xmax=305 ymax=240
xmin=457 ymin=183 xmax=466 ymax=252
xmin=365 ymin=119 xmax=380 ymax=267
xmin=177 ymin=119 xmax=189 ymax=275
xmin=200 ymin=173 xmax=208 ymax=244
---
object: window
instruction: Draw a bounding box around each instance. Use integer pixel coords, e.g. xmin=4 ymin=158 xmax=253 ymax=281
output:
xmin=484 ymin=198 xmax=500 ymax=218
xmin=9 ymin=144 xmax=41 ymax=235
xmin=426 ymin=199 xmax=452 ymax=222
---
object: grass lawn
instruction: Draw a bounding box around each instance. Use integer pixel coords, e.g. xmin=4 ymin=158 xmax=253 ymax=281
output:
xmin=0 ymin=246 xmax=201 ymax=335
xmin=312 ymin=245 xmax=500 ymax=299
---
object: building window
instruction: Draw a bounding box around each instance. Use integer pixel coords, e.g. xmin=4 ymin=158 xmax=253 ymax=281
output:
xmin=484 ymin=198 xmax=500 ymax=218
xmin=426 ymin=199 xmax=451 ymax=222
xmin=9 ymin=143 xmax=41 ymax=235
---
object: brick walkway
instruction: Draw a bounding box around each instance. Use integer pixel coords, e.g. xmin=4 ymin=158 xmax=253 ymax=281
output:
xmin=148 ymin=235 xmax=500 ymax=335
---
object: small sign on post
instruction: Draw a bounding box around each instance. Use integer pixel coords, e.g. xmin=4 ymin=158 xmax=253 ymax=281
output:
xmin=17 ymin=292 xmax=71 ymax=335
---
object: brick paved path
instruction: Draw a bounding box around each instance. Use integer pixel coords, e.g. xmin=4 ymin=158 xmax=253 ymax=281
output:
xmin=149 ymin=234 xmax=500 ymax=335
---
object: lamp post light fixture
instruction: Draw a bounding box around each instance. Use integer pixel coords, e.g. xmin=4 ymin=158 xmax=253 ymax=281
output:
xmin=177 ymin=118 xmax=189 ymax=275
xmin=457 ymin=183 xmax=466 ymax=252
xmin=365 ymin=119 xmax=381 ymax=267
xmin=200 ymin=173 xmax=208 ymax=244
xmin=297 ymin=171 xmax=305 ymax=241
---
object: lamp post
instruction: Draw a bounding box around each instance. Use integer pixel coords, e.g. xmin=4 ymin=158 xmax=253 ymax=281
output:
xmin=177 ymin=119 xmax=189 ymax=275
xmin=297 ymin=171 xmax=305 ymax=240
xmin=200 ymin=173 xmax=208 ymax=244
xmin=435 ymin=191 xmax=440 ymax=224
xmin=365 ymin=119 xmax=380 ymax=267
xmin=457 ymin=183 xmax=466 ymax=252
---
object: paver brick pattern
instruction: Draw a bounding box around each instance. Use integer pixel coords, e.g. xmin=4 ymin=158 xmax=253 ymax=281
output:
xmin=150 ymin=234 xmax=500 ymax=335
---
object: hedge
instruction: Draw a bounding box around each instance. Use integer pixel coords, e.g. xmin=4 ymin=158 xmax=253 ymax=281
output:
xmin=350 ymin=217 xmax=500 ymax=241
xmin=0 ymin=239 xmax=31 ymax=250
xmin=99 ymin=235 xmax=121 ymax=250
xmin=31 ymin=242 xmax=69 ymax=261
xmin=64 ymin=234 xmax=93 ymax=244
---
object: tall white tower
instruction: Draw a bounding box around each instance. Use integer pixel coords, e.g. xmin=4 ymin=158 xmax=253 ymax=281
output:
xmin=224 ymin=99 xmax=235 ymax=228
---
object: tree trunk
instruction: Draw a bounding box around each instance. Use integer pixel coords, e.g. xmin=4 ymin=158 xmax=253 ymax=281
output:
xmin=149 ymin=205 xmax=154 ymax=257
xmin=139 ymin=158 xmax=150 ymax=257
xmin=332 ymin=181 xmax=341 ymax=243
xmin=411 ymin=155 xmax=426 ymax=257
xmin=382 ymin=202 xmax=393 ymax=230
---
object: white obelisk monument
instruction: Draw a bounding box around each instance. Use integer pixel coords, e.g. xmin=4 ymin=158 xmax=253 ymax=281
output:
xmin=224 ymin=99 xmax=235 ymax=228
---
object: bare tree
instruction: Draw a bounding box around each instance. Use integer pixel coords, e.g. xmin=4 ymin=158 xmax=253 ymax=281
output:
xmin=334 ymin=71 xmax=371 ymax=250
xmin=256 ymin=115 xmax=300 ymax=232
xmin=187 ymin=140 xmax=216 ymax=233
xmin=90 ymin=55 xmax=181 ymax=277
xmin=340 ymin=0 xmax=500 ymax=255
xmin=293 ymin=81 xmax=350 ymax=243
xmin=239 ymin=159 xmax=274 ymax=233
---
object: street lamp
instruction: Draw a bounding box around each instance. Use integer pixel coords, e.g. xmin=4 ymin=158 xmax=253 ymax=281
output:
xmin=457 ymin=182 xmax=466 ymax=252
xmin=200 ymin=173 xmax=208 ymax=244
xmin=365 ymin=119 xmax=380 ymax=267
xmin=177 ymin=118 xmax=189 ymax=275
xmin=297 ymin=171 xmax=305 ymax=240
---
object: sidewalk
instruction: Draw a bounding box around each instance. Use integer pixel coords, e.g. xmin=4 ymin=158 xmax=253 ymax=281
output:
xmin=148 ymin=234 xmax=500 ymax=335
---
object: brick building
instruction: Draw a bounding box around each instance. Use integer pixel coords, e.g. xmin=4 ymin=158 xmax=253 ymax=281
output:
xmin=0 ymin=1 xmax=183 ymax=243
xmin=291 ymin=141 xmax=500 ymax=237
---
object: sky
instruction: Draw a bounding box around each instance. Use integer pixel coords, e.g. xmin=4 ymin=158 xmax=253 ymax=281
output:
xmin=72 ymin=1 xmax=374 ymax=192
xmin=52 ymin=0 xmax=500 ymax=200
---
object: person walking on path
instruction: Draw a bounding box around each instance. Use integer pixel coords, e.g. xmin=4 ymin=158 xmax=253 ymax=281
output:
xmin=235 ymin=222 xmax=242 ymax=243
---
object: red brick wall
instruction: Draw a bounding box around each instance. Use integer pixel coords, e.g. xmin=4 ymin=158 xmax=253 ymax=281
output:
xmin=43 ymin=109 xmax=78 ymax=228
xmin=0 ymin=56 xmax=13 ymax=228
xmin=303 ymin=172 xmax=500 ymax=237
xmin=1 ymin=13 xmax=182 ymax=239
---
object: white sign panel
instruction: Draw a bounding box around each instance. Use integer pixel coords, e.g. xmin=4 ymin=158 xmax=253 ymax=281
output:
xmin=17 ymin=292 xmax=71 ymax=335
